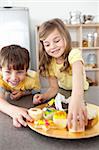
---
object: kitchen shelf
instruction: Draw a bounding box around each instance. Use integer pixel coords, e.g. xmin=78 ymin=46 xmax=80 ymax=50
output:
xmin=66 ymin=23 xmax=99 ymax=86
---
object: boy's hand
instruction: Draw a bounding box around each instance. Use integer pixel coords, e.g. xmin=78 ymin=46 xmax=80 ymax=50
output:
xmin=9 ymin=106 xmax=33 ymax=128
xmin=33 ymin=94 xmax=44 ymax=105
xmin=10 ymin=90 xmax=24 ymax=100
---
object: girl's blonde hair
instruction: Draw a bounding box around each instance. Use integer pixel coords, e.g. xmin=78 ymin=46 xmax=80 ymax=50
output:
xmin=39 ymin=18 xmax=72 ymax=76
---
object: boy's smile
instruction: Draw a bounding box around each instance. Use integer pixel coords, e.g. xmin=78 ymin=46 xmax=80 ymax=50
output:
xmin=2 ymin=67 xmax=26 ymax=87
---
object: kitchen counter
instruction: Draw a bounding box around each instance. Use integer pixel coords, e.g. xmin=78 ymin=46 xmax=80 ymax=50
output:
xmin=0 ymin=86 xmax=99 ymax=150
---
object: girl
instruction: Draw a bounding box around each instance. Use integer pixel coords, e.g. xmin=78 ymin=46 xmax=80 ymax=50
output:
xmin=33 ymin=18 xmax=89 ymax=131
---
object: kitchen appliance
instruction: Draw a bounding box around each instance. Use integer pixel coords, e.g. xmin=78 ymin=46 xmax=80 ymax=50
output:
xmin=0 ymin=7 xmax=30 ymax=51
xmin=69 ymin=11 xmax=81 ymax=24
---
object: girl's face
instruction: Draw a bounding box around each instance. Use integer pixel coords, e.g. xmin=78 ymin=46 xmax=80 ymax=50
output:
xmin=43 ymin=29 xmax=66 ymax=60
xmin=2 ymin=66 xmax=27 ymax=87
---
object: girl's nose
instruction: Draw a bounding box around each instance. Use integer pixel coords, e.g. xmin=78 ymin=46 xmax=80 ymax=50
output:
xmin=50 ymin=42 xmax=56 ymax=48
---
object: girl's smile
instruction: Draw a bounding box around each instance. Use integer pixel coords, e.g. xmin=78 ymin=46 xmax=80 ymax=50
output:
xmin=43 ymin=29 xmax=66 ymax=60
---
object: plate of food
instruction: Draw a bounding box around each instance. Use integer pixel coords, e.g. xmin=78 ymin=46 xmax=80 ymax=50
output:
xmin=27 ymin=99 xmax=99 ymax=139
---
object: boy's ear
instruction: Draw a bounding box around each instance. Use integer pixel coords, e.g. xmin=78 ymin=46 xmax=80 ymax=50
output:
xmin=0 ymin=66 xmax=2 ymax=73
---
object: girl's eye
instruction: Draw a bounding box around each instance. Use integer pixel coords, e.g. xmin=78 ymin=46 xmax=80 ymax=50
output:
xmin=54 ymin=39 xmax=60 ymax=43
xmin=44 ymin=43 xmax=50 ymax=47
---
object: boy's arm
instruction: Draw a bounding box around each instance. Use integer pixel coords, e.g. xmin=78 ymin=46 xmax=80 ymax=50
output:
xmin=23 ymin=89 xmax=41 ymax=95
xmin=0 ymin=87 xmax=32 ymax=127
xmin=10 ymin=89 xmax=41 ymax=100
xmin=0 ymin=87 xmax=13 ymax=114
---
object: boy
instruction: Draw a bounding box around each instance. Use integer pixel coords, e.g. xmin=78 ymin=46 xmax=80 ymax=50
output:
xmin=0 ymin=45 xmax=40 ymax=127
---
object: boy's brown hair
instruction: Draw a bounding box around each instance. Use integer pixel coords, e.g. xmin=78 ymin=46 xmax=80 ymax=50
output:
xmin=0 ymin=45 xmax=30 ymax=71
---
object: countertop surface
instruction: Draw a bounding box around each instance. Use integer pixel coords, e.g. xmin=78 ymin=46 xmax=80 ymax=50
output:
xmin=0 ymin=86 xmax=99 ymax=150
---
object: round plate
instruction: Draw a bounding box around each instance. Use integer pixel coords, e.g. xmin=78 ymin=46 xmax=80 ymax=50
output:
xmin=27 ymin=103 xmax=99 ymax=139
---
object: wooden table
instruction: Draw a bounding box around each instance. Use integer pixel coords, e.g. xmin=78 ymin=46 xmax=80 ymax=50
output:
xmin=0 ymin=86 xmax=99 ymax=150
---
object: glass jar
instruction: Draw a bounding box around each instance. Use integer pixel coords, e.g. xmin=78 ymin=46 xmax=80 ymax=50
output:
xmin=94 ymin=32 xmax=99 ymax=47
xmin=87 ymin=33 xmax=94 ymax=47
xmin=87 ymin=53 xmax=97 ymax=68
xmin=69 ymin=11 xmax=81 ymax=24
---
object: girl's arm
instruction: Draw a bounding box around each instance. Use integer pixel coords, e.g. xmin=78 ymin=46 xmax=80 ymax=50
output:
xmin=67 ymin=61 xmax=87 ymax=131
xmin=33 ymin=76 xmax=59 ymax=104
xmin=42 ymin=76 xmax=59 ymax=99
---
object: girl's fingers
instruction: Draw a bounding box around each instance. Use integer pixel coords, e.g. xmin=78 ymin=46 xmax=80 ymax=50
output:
xmin=33 ymin=97 xmax=39 ymax=104
xmin=79 ymin=110 xmax=85 ymax=129
xmin=83 ymin=108 xmax=88 ymax=126
xmin=72 ymin=113 xmax=78 ymax=131
xmin=34 ymin=94 xmax=40 ymax=99
xmin=67 ymin=112 xmax=73 ymax=129
xmin=33 ymin=95 xmax=42 ymax=104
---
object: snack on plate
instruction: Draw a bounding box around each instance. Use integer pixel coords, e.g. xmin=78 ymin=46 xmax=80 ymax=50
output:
xmin=48 ymin=98 xmax=56 ymax=108
xmin=28 ymin=108 xmax=43 ymax=121
xmin=43 ymin=107 xmax=56 ymax=119
xmin=55 ymin=93 xmax=69 ymax=112
xmin=86 ymin=105 xmax=98 ymax=128
xmin=34 ymin=119 xmax=57 ymax=131
xmin=53 ymin=111 xmax=67 ymax=128
xmin=28 ymin=99 xmax=98 ymax=133
xmin=48 ymin=97 xmax=69 ymax=112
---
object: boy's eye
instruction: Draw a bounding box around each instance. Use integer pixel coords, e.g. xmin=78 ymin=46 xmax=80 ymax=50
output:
xmin=5 ymin=70 xmax=11 ymax=74
xmin=17 ymin=71 xmax=25 ymax=74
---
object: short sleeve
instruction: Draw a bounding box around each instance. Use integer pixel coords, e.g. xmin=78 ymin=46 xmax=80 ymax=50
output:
xmin=0 ymin=75 xmax=5 ymax=88
xmin=0 ymin=76 xmax=6 ymax=97
xmin=68 ymin=48 xmax=84 ymax=65
xmin=0 ymin=87 xmax=6 ymax=97
xmin=26 ymin=70 xmax=41 ymax=90
xmin=48 ymin=64 xmax=55 ymax=76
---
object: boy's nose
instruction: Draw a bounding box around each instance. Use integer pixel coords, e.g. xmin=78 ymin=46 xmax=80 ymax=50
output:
xmin=11 ymin=73 xmax=17 ymax=80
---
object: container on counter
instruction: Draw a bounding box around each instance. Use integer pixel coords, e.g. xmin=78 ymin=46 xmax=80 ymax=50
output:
xmin=87 ymin=33 xmax=94 ymax=47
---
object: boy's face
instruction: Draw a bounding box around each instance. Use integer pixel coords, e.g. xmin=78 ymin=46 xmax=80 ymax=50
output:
xmin=1 ymin=66 xmax=27 ymax=87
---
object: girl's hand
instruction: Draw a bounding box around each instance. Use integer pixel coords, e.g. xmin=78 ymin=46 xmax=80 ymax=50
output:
xmin=33 ymin=94 xmax=44 ymax=105
xmin=67 ymin=98 xmax=88 ymax=131
xmin=9 ymin=106 xmax=33 ymax=128
xmin=10 ymin=90 xmax=24 ymax=100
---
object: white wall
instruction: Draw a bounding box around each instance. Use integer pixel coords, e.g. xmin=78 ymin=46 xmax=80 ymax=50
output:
xmin=0 ymin=0 xmax=99 ymax=69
